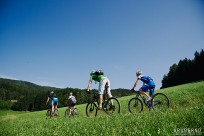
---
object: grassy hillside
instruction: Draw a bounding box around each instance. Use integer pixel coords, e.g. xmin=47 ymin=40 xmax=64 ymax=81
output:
xmin=0 ymin=81 xmax=204 ymax=136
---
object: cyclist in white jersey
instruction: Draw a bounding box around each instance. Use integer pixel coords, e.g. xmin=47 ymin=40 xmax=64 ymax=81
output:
xmin=87 ymin=70 xmax=113 ymax=110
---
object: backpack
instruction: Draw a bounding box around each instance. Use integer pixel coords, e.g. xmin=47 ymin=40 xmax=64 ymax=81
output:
xmin=95 ymin=70 xmax=104 ymax=76
xmin=49 ymin=93 xmax=57 ymax=100
xmin=68 ymin=96 xmax=76 ymax=104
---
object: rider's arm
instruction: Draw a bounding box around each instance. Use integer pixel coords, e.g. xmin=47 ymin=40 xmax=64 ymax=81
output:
xmin=46 ymin=97 xmax=50 ymax=105
xmin=87 ymin=78 xmax=92 ymax=92
xmin=132 ymin=78 xmax=139 ymax=90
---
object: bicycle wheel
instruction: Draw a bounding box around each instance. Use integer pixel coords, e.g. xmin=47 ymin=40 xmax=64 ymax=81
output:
xmin=54 ymin=109 xmax=59 ymax=117
xmin=103 ymin=97 xmax=121 ymax=115
xmin=73 ymin=108 xmax=79 ymax=117
xmin=151 ymin=93 xmax=170 ymax=111
xmin=46 ymin=109 xmax=51 ymax=119
xmin=64 ymin=109 xmax=69 ymax=117
xmin=86 ymin=102 xmax=97 ymax=117
xmin=128 ymin=98 xmax=143 ymax=113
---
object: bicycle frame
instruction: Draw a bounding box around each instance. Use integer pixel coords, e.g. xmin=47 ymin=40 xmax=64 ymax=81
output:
xmin=89 ymin=85 xmax=110 ymax=107
xmin=135 ymin=91 xmax=149 ymax=107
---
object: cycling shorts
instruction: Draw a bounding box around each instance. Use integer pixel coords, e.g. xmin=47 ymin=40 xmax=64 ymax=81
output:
xmin=141 ymin=81 xmax=155 ymax=92
xmin=53 ymin=98 xmax=58 ymax=105
xmin=98 ymin=78 xmax=111 ymax=95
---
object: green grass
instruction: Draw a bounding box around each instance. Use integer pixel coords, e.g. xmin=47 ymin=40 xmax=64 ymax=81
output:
xmin=0 ymin=81 xmax=204 ymax=136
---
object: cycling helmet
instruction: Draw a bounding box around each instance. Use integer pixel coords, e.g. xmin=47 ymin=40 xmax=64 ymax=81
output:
xmin=136 ymin=71 xmax=142 ymax=77
xmin=90 ymin=70 xmax=96 ymax=76
xmin=50 ymin=91 xmax=54 ymax=94
xmin=70 ymin=92 xmax=73 ymax=96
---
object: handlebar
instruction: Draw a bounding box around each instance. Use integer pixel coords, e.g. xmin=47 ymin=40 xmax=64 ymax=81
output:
xmin=131 ymin=89 xmax=140 ymax=94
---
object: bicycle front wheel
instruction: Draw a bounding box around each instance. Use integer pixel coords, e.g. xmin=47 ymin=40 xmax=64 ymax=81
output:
xmin=86 ymin=102 xmax=97 ymax=117
xmin=151 ymin=93 xmax=170 ymax=111
xmin=46 ymin=110 xmax=51 ymax=119
xmin=104 ymin=97 xmax=121 ymax=115
xmin=73 ymin=108 xmax=79 ymax=117
xmin=128 ymin=98 xmax=143 ymax=113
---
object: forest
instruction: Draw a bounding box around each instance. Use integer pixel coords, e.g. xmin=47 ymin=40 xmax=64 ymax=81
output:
xmin=0 ymin=78 xmax=131 ymax=111
xmin=161 ymin=49 xmax=204 ymax=88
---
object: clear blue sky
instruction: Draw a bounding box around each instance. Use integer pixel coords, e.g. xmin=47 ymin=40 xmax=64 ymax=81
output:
xmin=1 ymin=0 xmax=204 ymax=90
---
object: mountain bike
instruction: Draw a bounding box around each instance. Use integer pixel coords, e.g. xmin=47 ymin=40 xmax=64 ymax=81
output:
xmin=86 ymin=85 xmax=121 ymax=117
xmin=128 ymin=90 xmax=170 ymax=113
xmin=65 ymin=107 xmax=79 ymax=118
xmin=46 ymin=105 xmax=59 ymax=119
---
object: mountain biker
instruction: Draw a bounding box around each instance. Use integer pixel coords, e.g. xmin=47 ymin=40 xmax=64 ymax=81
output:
xmin=87 ymin=70 xmax=113 ymax=110
xmin=46 ymin=91 xmax=58 ymax=116
xmin=67 ymin=92 xmax=77 ymax=114
xmin=131 ymin=71 xmax=155 ymax=102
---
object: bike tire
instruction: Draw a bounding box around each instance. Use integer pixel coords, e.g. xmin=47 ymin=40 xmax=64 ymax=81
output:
xmin=46 ymin=109 xmax=51 ymax=119
xmin=128 ymin=97 xmax=143 ymax=113
xmin=73 ymin=108 xmax=79 ymax=117
xmin=86 ymin=102 xmax=97 ymax=117
xmin=151 ymin=93 xmax=170 ymax=111
xmin=54 ymin=109 xmax=59 ymax=117
xmin=64 ymin=109 xmax=69 ymax=117
xmin=103 ymin=97 xmax=121 ymax=115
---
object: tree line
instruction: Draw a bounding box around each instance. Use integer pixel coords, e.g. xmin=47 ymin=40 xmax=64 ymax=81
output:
xmin=161 ymin=49 xmax=204 ymax=88
xmin=0 ymin=78 xmax=132 ymax=111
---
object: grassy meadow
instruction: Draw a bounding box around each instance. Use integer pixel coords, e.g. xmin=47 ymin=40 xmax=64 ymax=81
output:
xmin=0 ymin=81 xmax=204 ymax=136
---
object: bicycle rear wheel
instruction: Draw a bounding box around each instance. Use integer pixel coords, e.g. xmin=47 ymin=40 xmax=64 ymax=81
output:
xmin=54 ymin=109 xmax=59 ymax=117
xmin=151 ymin=93 xmax=170 ymax=111
xmin=86 ymin=102 xmax=97 ymax=117
xmin=103 ymin=97 xmax=121 ymax=115
xmin=73 ymin=108 xmax=79 ymax=117
xmin=64 ymin=109 xmax=69 ymax=117
xmin=128 ymin=98 xmax=143 ymax=113
xmin=46 ymin=109 xmax=51 ymax=119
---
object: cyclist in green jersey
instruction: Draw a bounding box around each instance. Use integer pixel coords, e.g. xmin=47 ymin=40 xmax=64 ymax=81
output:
xmin=87 ymin=70 xmax=113 ymax=110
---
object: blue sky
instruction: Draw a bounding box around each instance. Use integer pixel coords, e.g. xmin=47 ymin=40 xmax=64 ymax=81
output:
xmin=0 ymin=0 xmax=204 ymax=90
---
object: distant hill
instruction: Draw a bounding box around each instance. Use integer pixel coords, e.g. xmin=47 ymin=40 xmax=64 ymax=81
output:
xmin=0 ymin=78 xmax=132 ymax=111
xmin=0 ymin=78 xmax=59 ymax=101
xmin=0 ymin=78 xmax=59 ymax=90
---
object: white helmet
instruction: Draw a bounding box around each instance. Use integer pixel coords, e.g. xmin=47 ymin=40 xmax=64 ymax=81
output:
xmin=136 ymin=71 xmax=142 ymax=77
xmin=70 ymin=92 xmax=73 ymax=96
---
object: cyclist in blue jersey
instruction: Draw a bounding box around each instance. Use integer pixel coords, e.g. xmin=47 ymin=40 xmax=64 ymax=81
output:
xmin=46 ymin=91 xmax=58 ymax=116
xmin=131 ymin=71 xmax=155 ymax=101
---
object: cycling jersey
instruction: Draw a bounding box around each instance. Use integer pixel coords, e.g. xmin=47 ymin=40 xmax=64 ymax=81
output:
xmin=138 ymin=75 xmax=155 ymax=93
xmin=68 ymin=96 xmax=76 ymax=104
xmin=138 ymin=75 xmax=154 ymax=84
xmin=49 ymin=93 xmax=57 ymax=100
xmin=90 ymin=74 xmax=106 ymax=82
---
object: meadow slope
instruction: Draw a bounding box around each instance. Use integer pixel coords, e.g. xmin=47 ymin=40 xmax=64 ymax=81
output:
xmin=0 ymin=81 xmax=204 ymax=136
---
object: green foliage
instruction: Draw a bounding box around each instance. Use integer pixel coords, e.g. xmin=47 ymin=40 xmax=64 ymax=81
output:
xmin=0 ymin=81 xmax=203 ymax=136
xmin=0 ymin=100 xmax=13 ymax=110
xmin=0 ymin=78 xmax=133 ymax=111
xmin=161 ymin=49 xmax=204 ymax=88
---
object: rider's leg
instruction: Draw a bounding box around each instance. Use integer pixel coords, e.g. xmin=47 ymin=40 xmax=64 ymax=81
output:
xmin=149 ymin=88 xmax=154 ymax=97
xmin=99 ymin=94 xmax=103 ymax=109
xmin=140 ymin=85 xmax=152 ymax=101
xmin=105 ymin=78 xmax=113 ymax=105
xmin=51 ymin=101 xmax=54 ymax=116
xmin=68 ymin=102 xmax=72 ymax=115
xmin=139 ymin=88 xmax=149 ymax=97
xmin=98 ymin=79 xmax=106 ymax=110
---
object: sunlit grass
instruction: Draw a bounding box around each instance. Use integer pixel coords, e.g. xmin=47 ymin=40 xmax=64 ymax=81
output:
xmin=0 ymin=81 xmax=204 ymax=136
